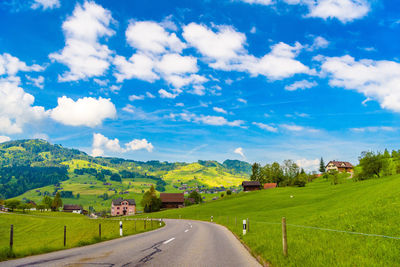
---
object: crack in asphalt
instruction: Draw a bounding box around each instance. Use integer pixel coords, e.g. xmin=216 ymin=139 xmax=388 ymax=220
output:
xmin=15 ymin=254 xmax=79 ymax=267
xmin=133 ymin=240 xmax=165 ymax=267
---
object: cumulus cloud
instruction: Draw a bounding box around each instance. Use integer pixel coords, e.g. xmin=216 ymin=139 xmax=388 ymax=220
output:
xmin=320 ymin=55 xmax=400 ymax=113
xmin=285 ymin=80 xmax=317 ymax=91
xmin=280 ymin=124 xmax=319 ymax=133
xmin=91 ymin=133 xmax=153 ymax=156
xmin=183 ymin=23 xmax=312 ymax=80
xmin=295 ymin=158 xmax=319 ymax=171
xmin=113 ymin=53 xmax=158 ymax=83
xmin=169 ymin=112 xmax=245 ymax=127
xmin=307 ymin=36 xmax=329 ymax=51
xmin=159 ymin=89 xmax=178 ymax=99
xmin=0 ymin=53 xmax=43 ymax=76
xmin=50 ymin=96 xmax=116 ymax=127
xmin=252 ymin=122 xmax=278 ymax=132
xmin=49 ymin=1 xmax=115 ymax=81
xmin=0 ymin=79 xmax=47 ymax=134
xmin=240 ymin=0 xmax=273 ymax=5
xmin=213 ymin=107 xmax=227 ymax=114
xmin=129 ymin=94 xmax=145 ymax=101
xmin=234 ymin=147 xmax=246 ymax=158
xmin=26 ymin=75 xmax=45 ymax=89
xmin=31 ymin=0 xmax=60 ymax=10
xmin=0 ymin=136 xmax=11 ymax=143
xmin=350 ymin=126 xmax=396 ymax=132
xmin=156 ymin=53 xmax=198 ymax=75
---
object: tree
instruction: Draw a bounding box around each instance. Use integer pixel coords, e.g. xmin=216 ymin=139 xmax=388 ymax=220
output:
xmin=141 ymin=185 xmax=161 ymax=213
xmin=42 ymin=195 xmax=53 ymax=209
xmin=357 ymin=151 xmax=384 ymax=180
xmin=226 ymin=190 xmax=232 ymax=195
xmin=110 ymin=173 xmax=122 ymax=182
xmin=319 ymin=157 xmax=325 ymax=173
xmin=37 ymin=204 xmax=46 ymax=212
xmin=51 ymin=192 xmax=63 ymax=211
xmin=5 ymin=199 xmax=20 ymax=211
xmin=250 ymin=163 xmax=263 ymax=182
xmin=188 ymin=191 xmax=202 ymax=204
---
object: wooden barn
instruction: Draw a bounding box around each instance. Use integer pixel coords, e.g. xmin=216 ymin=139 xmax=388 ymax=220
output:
xmin=242 ymin=181 xmax=261 ymax=191
xmin=160 ymin=193 xmax=184 ymax=209
xmin=264 ymin=183 xmax=277 ymax=189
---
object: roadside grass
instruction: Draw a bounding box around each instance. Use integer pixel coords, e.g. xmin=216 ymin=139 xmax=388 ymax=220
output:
xmin=139 ymin=175 xmax=400 ymax=266
xmin=0 ymin=211 xmax=163 ymax=261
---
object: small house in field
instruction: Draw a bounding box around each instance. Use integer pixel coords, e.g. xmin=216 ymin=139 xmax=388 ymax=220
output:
xmin=264 ymin=183 xmax=277 ymax=189
xmin=326 ymin=161 xmax=354 ymax=173
xmin=63 ymin=204 xmax=83 ymax=214
xmin=111 ymin=198 xmax=136 ymax=216
xmin=242 ymin=181 xmax=261 ymax=191
xmin=160 ymin=193 xmax=184 ymax=209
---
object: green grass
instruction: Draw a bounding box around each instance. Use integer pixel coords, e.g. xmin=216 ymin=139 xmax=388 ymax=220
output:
xmin=139 ymin=175 xmax=400 ymax=266
xmin=0 ymin=211 xmax=163 ymax=261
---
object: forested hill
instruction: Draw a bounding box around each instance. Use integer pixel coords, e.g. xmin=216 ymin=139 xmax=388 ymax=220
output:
xmin=0 ymin=139 xmax=251 ymax=199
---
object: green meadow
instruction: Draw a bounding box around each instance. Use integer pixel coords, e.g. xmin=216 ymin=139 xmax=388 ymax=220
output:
xmin=141 ymin=175 xmax=400 ymax=266
xmin=0 ymin=212 xmax=163 ymax=261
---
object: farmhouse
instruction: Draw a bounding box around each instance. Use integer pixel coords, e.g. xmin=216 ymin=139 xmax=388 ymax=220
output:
xmin=160 ymin=193 xmax=184 ymax=209
xmin=326 ymin=161 xmax=354 ymax=173
xmin=111 ymin=198 xmax=136 ymax=216
xmin=63 ymin=204 xmax=83 ymax=214
xmin=242 ymin=181 xmax=261 ymax=191
xmin=264 ymin=183 xmax=277 ymax=189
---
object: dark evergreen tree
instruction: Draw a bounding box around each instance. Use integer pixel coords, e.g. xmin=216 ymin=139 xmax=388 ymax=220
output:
xmin=319 ymin=157 xmax=326 ymax=173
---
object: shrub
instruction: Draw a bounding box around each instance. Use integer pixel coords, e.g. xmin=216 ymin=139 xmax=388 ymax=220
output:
xmin=226 ymin=190 xmax=232 ymax=195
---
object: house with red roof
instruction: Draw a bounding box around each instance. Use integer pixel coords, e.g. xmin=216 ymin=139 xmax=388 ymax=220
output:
xmin=326 ymin=161 xmax=354 ymax=173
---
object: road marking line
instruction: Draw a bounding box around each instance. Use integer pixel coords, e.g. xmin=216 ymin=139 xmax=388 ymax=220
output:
xmin=163 ymin=238 xmax=175 ymax=244
xmin=185 ymin=229 xmax=189 ymax=233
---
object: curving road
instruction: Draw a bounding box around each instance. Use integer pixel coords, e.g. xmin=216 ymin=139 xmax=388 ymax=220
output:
xmin=0 ymin=219 xmax=261 ymax=267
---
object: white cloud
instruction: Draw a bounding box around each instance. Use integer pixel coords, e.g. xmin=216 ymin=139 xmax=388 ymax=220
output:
xmin=31 ymin=0 xmax=60 ymax=10
xmin=156 ymin=53 xmax=198 ymax=75
xmin=170 ymin=112 xmax=245 ymax=127
xmin=320 ymin=55 xmax=400 ymax=113
xmin=285 ymin=80 xmax=317 ymax=91
xmin=125 ymin=21 xmax=185 ymax=55
xmin=0 ymin=79 xmax=47 ymax=134
xmin=238 ymin=98 xmax=247 ymax=104
xmin=113 ymin=53 xmax=158 ymax=83
xmin=159 ymin=89 xmax=178 ymax=99
xmin=240 ymin=0 xmax=273 ymax=5
xmin=280 ymin=124 xmax=319 ymax=133
xmin=295 ymin=158 xmax=319 ymax=171
xmin=146 ymin=92 xmax=156 ymax=98
xmin=213 ymin=107 xmax=228 ymax=114
xmin=91 ymin=133 xmax=153 ymax=156
xmin=50 ymin=96 xmax=116 ymax=127
xmin=129 ymin=94 xmax=145 ymax=101
xmin=49 ymin=1 xmax=115 ymax=81
xmin=25 ymin=75 xmax=45 ymax=89
xmin=122 ymin=104 xmax=135 ymax=113
xmin=252 ymin=122 xmax=278 ymax=132
xmin=0 ymin=53 xmax=43 ymax=76
xmin=0 ymin=136 xmax=11 ymax=143
xmin=234 ymin=147 xmax=246 ymax=158
xmin=250 ymin=26 xmax=257 ymax=34
xmin=307 ymin=36 xmax=329 ymax=51
xmin=350 ymin=126 xmax=396 ymax=133
xmin=183 ymin=23 xmax=312 ymax=80
xmin=175 ymin=103 xmax=184 ymax=107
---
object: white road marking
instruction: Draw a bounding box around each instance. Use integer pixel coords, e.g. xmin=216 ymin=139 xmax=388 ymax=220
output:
xmin=185 ymin=229 xmax=189 ymax=233
xmin=163 ymin=238 xmax=175 ymax=244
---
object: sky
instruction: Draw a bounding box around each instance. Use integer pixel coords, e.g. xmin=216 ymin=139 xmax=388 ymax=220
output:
xmin=1 ymin=0 xmax=400 ymax=171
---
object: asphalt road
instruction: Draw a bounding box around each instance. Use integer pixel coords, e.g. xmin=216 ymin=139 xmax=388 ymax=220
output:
xmin=1 ymin=219 xmax=261 ymax=267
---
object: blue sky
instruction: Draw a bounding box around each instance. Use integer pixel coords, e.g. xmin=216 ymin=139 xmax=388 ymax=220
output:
xmin=1 ymin=0 xmax=400 ymax=171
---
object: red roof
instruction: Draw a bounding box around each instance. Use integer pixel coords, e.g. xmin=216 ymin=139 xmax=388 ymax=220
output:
xmin=264 ymin=183 xmax=277 ymax=189
xmin=327 ymin=161 xmax=353 ymax=168
xmin=160 ymin=193 xmax=184 ymax=203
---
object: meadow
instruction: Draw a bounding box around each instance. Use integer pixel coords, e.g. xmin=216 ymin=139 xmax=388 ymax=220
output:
xmin=139 ymin=174 xmax=400 ymax=266
xmin=0 ymin=211 xmax=163 ymax=261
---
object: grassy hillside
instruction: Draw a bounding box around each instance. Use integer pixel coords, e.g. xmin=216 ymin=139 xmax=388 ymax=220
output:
xmin=140 ymin=175 xmax=400 ymax=266
xmin=0 ymin=212 xmax=163 ymax=261
xmin=0 ymin=139 xmax=250 ymax=211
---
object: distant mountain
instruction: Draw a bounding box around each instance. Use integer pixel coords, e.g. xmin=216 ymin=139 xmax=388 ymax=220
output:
xmin=0 ymin=139 xmax=251 ymax=201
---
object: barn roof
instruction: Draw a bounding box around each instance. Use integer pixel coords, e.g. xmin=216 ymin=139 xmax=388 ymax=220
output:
xmin=242 ymin=181 xmax=261 ymax=187
xmin=160 ymin=193 xmax=184 ymax=203
xmin=264 ymin=183 xmax=277 ymax=189
xmin=327 ymin=161 xmax=353 ymax=168
xmin=112 ymin=197 xmax=136 ymax=206
xmin=63 ymin=204 xmax=82 ymax=210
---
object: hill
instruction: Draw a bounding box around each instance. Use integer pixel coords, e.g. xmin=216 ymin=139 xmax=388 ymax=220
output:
xmin=0 ymin=139 xmax=251 ymax=210
xmin=142 ymin=174 xmax=400 ymax=266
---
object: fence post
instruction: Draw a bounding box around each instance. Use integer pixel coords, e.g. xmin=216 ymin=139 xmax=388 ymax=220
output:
xmin=282 ymin=217 xmax=288 ymax=256
xmin=99 ymin=223 xmax=101 ymax=240
xmin=10 ymin=224 xmax=13 ymax=250
xmin=120 ymin=221 xmax=123 ymax=237
xmin=211 ymin=216 xmax=213 ymax=222
xmin=64 ymin=226 xmax=66 ymax=247
xmin=243 ymin=220 xmax=247 ymax=235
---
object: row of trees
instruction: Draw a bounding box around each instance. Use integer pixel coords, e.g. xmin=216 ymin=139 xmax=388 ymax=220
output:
xmin=2 ymin=192 xmax=63 ymax=212
xmin=250 ymin=160 xmax=315 ymax=187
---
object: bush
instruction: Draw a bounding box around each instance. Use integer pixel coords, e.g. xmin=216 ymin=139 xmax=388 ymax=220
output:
xmin=226 ymin=190 xmax=232 ymax=195
xmin=221 ymin=193 xmax=224 ymax=198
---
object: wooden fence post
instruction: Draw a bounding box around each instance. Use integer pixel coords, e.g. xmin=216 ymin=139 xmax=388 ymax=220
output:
xmin=64 ymin=226 xmax=66 ymax=247
xmin=99 ymin=223 xmax=101 ymax=240
xmin=282 ymin=217 xmax=288 ymax=256
xmin=10 ymin=224 xmax=13 ymax=250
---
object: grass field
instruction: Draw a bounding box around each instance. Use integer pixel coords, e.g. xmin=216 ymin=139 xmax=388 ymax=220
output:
xmin=139 ymin=175 xmax=400 ymax=266
xmin=0 ymin=211 xmax=163 ymax=261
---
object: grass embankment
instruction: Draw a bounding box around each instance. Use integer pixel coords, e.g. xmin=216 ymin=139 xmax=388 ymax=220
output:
xmin=141 ymin=175 xmax=400 ymax=266
xmin=0 ymin=212 xmax=163 ymax=261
